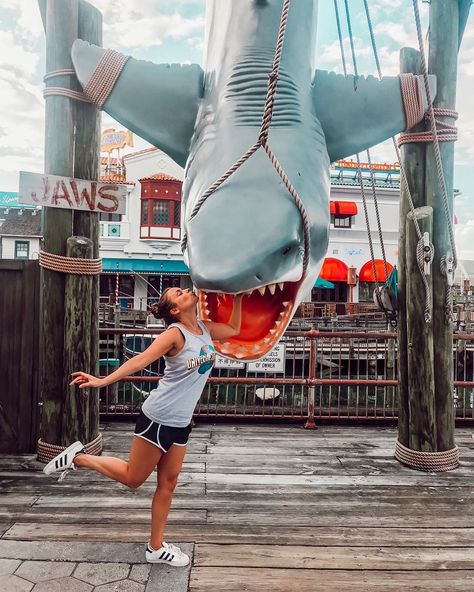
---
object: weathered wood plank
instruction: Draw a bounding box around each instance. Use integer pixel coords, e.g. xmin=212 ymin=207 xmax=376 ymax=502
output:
xmin=0 ymin=507 xmax=206 ymax=524
xmin=194 ymin=543 xmax=474 ymax=570
xmin=205 ymin=510 xmax=474 ymax=527
xmin=0 ymin=523 xmax=13 ymax=537
xmin=31 ymin=490 xmax=474 ymax=510
xmin=189 ymin=568 xmax=474 ymax=592
xmin=5 ymin=523 xmax=474 ymax=548
xmin=0 ymin=495 xmax=39 ymax=507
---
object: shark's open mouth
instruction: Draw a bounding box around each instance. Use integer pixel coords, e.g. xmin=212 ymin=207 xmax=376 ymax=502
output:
xmin=198 ymin=280 xmax=300 ymax=360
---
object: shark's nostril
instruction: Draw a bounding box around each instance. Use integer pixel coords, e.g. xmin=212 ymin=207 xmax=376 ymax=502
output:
xmin=255 ymin=274 xmax=263 ymax=282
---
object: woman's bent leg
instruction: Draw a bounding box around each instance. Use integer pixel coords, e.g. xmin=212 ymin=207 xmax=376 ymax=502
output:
xmin=150 ymin=444 xmax=187 ymax=549
xmin=74 ymin=436 xmax=164 ymax=488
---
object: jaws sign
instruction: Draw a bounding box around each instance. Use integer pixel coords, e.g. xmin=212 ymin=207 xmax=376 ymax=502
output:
xmin=19 ymin=171 xmax=127 ymax=214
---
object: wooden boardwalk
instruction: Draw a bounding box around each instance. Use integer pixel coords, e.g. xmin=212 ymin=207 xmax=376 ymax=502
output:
xmin=1 ymin=423 xmax=474 ymax=591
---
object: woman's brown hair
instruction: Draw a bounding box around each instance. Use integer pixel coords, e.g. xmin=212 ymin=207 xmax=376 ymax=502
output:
xmin=149 ymin=288 xmax=180 ymax=326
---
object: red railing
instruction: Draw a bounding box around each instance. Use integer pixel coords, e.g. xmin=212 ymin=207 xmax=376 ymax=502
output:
xmin=97 ymin=328 xmax=474 ymax=423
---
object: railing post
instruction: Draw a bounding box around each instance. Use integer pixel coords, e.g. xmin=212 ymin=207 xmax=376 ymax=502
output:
xmin=304 ymin=334 xmax=317 ymax=429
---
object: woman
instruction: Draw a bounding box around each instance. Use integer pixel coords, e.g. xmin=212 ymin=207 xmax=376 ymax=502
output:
xmin=43 ymin=287 xmax=243 ymax=567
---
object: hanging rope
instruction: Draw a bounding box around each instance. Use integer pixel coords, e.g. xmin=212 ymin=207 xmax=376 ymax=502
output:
xmin=360 ymin=0 xmax=435 ymax=324
xmin=412 ymin=0 xmax=458 ymax=323
xmin=362 ymin=0 xmax=460 ymax=471
xmin=336 ymin=0 xmax=393 ymax=323
xmin=181 ymin=0 xmax=311 ymax=279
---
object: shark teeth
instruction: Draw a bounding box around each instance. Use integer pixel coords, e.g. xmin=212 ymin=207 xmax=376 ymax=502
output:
xmin=258 ymin=286 xmax=266 ymax=296
xmin=268 ymin=283 xmax=276 ymax=295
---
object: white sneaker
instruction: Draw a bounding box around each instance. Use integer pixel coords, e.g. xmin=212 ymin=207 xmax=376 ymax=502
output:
xmin=146 ymin=542 xmax=190 ymax=567
xmin=43 ymin=441 xmax=85 ymax=481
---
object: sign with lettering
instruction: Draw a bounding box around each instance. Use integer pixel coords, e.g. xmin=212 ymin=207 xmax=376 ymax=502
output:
xmin=101 ymin=128 xmax=133 ymax=153
xmin=248 ymin=343 xmax=285 ymax=373
xmin=19 ymin=171 xmax=127 ymax=214
xmin=215 ymin=356 xmax=246 ymax=369
xmin=336 ymin=159 xmax=400 ymax=172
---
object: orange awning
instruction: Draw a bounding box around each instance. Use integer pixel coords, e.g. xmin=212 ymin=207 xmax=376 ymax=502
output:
xmin=359 ymin=260 xmax=394 ymax=283
xmin=330 ymin=200 xmax=358 ymax=216
xmin=319 ymin=258 xmax=349 ymax=282
xmin=336 ymin=201 xmax=358 ymax=215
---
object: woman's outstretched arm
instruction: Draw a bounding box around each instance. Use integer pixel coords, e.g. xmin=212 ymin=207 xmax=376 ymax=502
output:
xmin=70 ymin=327 xmax=182 ymax=389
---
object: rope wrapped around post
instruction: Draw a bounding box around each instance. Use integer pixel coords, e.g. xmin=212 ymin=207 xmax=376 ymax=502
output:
xmin=394 ymin=439 xmax=459 ymax=472
xmin=43 ymin=49 xmax=130 ymax=110
xmin=37 ymin=433 xmax=103 ymax=463
xmin=39 ymin=250 xmax=102 ymax=275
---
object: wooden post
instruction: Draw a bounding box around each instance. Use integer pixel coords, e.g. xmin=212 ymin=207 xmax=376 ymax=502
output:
xmin=406 ymin=207 xmax=436 ymax=451
xmin=397 ymin=47 xmax=427 ymax=448
xmin=39 ymin=0 xmax=102 ymax=448
xmin=40 ymin=0 xmax=78 ymax=445
xmin=62 ymin=237 xmax=92 ymax=444
xmin=426 ymin=0 xmax=459 ymax=453
xmin=73 ymin=1 xmax=102 ymax=442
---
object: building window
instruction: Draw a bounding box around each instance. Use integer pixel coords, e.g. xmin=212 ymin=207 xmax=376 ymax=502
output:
xmin=359 ymin=282 xmax=376 ymax=302
xmin=139 ymin=179 xmax=182 ymax=240
xmin=332 ymin=215 xmax=352 ymax=228
xmin=99 ymin=212 xmax=122 ymax=222
xmin=152 ymin=200 xmax=169 ymax=225
xmin=173 ymin=202 xmax=180 ymax=227
xmin=141 ymin=200 xmax=149 ymax=225
xmin=15 ymin=240 xmax=29 ymax=259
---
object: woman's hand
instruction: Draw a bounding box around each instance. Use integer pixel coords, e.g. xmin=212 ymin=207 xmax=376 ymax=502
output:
xmin=70 ymin=372 xmax=104 ymax=389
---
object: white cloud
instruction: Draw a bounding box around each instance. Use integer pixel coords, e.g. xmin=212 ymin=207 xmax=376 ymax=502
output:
xmin=456 ymin=220 xmax=474 ymax=261
xmin=1 ymin=0 xmax=43 ymax=39
xmin=0 ymin=31 xmax=39 ymax=77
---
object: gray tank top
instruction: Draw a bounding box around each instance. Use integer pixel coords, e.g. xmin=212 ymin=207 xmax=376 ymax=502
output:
xmin=141 ymin=320 xmax=215 ymax=427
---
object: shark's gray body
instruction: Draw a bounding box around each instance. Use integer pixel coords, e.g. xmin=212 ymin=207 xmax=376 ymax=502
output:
xmin=72 ymin=0 xmax=431 ymax=360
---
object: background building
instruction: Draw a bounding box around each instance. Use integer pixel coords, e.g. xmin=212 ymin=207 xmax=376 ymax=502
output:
xmin=2 ymin=154 xmax=470 ymax=308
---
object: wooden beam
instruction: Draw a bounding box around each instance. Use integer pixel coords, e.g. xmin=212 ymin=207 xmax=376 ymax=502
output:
xmin=406 ymin=207 xmax=436 ymax=452
xmin=397 ymin=47 xmax=427 ymax=449
xmin=40 ymin=0 xmax=79 ymax=445
xmin=426 ymin=0 xmax=459 ymax=452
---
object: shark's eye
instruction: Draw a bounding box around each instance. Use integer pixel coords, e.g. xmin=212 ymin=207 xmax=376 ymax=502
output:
xmin=282 ymin=246 xmax=292 ymax=256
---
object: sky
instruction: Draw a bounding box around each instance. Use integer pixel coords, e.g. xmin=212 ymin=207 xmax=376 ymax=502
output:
xmin=0 ymin=0 xmax=473 ymax=258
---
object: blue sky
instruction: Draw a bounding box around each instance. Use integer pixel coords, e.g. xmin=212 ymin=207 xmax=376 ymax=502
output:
xmin=0 ymin=0 xmax=473 ymax=256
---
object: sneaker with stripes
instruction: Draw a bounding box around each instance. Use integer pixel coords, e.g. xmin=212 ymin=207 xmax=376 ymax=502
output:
xmin=145 ymin=542 xmax=190 ymax=566
xmin=43 ymin=441 xmax=85 ymax=481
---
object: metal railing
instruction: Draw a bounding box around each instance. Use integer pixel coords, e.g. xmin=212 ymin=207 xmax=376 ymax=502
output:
xmin=97 ymin=328 xmax=474 ymax=423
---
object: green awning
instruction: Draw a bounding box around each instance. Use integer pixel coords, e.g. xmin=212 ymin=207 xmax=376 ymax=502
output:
xmin=102 ymin=258 xmax=189 ymax=274
xmin=314 ymin=277 xmax=335 ymax=289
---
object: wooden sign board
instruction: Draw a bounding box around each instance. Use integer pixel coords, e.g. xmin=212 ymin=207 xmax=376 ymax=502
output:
xmin=19 ymin=171 xmax=127 ymax=214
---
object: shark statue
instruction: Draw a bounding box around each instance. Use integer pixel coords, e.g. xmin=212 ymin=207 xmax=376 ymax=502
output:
xmin=72 ymin=0 xmax=433 ymax=361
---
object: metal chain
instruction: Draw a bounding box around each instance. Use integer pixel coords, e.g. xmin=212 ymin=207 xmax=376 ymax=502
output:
xmin=181 ymin=0 xmax=311 ymax=277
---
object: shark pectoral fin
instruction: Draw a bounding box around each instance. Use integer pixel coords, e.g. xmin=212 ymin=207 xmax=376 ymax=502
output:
xmin=312 ymin=70 xmax=436 ymax=163
xmin=71 ymin=40 xmax=204 ymax=167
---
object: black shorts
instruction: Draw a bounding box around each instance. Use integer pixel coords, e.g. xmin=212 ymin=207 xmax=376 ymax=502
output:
xmin=134 ymin=411 xmax=192 ymax=453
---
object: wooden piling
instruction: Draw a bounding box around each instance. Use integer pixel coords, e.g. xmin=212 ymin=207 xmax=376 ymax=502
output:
xmin=397 ymin=47 xmax=427 ymax=448
xmin=62 ymin=237 xmax=93 ymax=444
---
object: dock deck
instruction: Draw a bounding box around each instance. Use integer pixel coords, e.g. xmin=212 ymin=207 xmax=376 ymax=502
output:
xmin=1 ymin=423 xmax=474 ymax=591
